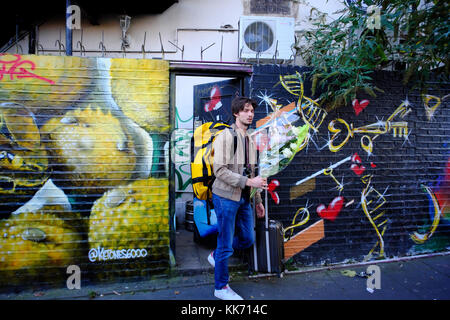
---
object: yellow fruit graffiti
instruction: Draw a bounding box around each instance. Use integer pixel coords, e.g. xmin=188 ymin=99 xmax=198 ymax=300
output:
xmin=0 ymin=54 xmax=171 ymax=285
xmin=0 ymin=207 xmax=84 ymax=272
xmin=89 ymin=178 xmax=169 ymax=259
xmin=41 ymin=105 xmax=137 ymax=194
xmin=109 ymin=59 xmax=170 ymax=132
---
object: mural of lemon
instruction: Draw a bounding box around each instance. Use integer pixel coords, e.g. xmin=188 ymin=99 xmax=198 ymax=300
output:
xmin=0 ymin=103 xmax=49 ymax=214
xmin=0 ymin=55 xmax=172 ymax=285
xmin=88 ymin=178 xmax=169 ymax=261
xmin=41 ymin=105 xmax=137 ymax=195
xmin=109 ymin=59 xmax=170 ymax=133
xmin=0 ymin=180 xmax=84 ymax=285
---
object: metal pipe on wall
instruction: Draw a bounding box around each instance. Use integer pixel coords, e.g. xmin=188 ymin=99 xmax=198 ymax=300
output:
xmin=15 ymin=23 xmax=23 ymax=54
xmin=65 ymin=0 xmax=73 ymax=55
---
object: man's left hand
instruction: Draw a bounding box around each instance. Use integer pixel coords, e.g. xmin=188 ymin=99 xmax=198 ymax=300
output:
xmin=256 ymin=203 xmax=265 ymax=218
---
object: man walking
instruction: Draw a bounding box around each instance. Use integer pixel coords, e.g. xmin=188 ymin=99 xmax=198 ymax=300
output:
xmin=208 ymin=96 xmax=267 ymax=300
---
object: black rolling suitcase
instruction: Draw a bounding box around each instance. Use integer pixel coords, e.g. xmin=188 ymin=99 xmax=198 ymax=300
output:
xmin=249 ymin=190 xmax=285 ymax=276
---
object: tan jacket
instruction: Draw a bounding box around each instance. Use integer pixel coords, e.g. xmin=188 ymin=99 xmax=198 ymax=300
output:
xmin=212 ymin=123 xmax=262 ymax=204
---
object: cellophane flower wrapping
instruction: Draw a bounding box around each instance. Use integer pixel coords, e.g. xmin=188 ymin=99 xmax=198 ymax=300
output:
xmin=250 ymin=106 xmax=309 ymax=198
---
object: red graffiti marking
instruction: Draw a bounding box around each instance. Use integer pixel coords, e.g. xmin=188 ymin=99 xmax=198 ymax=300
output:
xmin=204 ymin=85 xmax=222 ymax=112
xmin=351 ymin=152 xmax=366 ymax=176
xmin=268 ymin=179 xmax=280 ymax=204
xmin=352 ymin=99 xmax=370 ymax=116
xmin=316 ymin=196 xmax=344 ymax=222
xmin=0 ymin=54 xmax=55 ymax=84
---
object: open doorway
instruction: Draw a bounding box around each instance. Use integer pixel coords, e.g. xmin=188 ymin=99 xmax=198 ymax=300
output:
xmin=172 ymin=74 xmax=245 ymax=272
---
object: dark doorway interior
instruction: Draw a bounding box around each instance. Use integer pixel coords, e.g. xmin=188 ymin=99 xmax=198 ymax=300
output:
xmin=171 ymin=72 xmax=247 ymax=273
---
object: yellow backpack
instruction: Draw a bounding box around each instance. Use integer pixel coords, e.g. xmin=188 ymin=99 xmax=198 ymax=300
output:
xmin=191 ymin=122 xmax=237 ymax=201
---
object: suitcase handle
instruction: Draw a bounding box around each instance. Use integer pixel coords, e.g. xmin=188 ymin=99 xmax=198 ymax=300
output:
xmin=264 ymin=188 xmax=271 ymax=273
xmin=252 ymin=197 xmax=258 ymax=272
xmin=251 ymin=190 xmax=272 ymax=273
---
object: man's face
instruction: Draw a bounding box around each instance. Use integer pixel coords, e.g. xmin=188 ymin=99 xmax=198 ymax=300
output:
xmin=234 ymin=103 xmax=254 ymax=127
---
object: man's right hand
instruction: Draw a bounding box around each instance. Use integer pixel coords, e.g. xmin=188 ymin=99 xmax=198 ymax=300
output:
xmin=246 ymin=176 xmax=268 ymax=189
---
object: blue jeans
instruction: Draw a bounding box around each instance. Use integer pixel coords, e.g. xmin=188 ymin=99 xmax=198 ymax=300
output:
xmin=212 ymin=193 xmax=254 ymax=290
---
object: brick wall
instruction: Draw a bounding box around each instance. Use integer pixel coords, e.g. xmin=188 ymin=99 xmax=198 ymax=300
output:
xmin=0 ymin=56 xmax=447 ymax=289
xmin=250 ymin=64 xmax=450 ymax=266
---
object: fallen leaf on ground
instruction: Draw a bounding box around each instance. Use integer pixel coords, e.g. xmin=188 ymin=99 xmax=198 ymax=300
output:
xmin=340 ymin=270 xmax=357 ymax=277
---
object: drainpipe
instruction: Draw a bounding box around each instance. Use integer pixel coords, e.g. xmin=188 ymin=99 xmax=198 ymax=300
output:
xmin=15 ymin=22 xmax=20 ymax=53
xmin=65 ymin=0 xmax=72 ymax=56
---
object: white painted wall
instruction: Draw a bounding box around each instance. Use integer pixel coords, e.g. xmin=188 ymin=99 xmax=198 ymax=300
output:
xmin=7 ymin=0 xmax=346 ymax=63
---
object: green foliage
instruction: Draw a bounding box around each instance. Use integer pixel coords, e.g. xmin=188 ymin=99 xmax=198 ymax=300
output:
xmin=299 ymin=0 xmax=449 ymax=111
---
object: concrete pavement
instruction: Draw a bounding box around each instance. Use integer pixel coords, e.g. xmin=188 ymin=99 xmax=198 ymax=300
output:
xmin=0 ymin=252 xmax=448 ymax=301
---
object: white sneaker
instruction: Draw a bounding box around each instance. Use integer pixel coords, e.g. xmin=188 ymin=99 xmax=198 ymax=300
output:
xmin=214 ymin=285 xmax=244 ymax=300
xmin=207 ymin=251 xmax=215 ymax=267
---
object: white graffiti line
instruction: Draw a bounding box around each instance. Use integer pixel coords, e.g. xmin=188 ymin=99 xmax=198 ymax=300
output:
xmin=376 ymin=186 xmax=391 ymax=204
xmin=88 ymin=247 xmax=148 ymax=262
xmin=256 ymin=91 xmax=273 ymax=115
xmin=401 ymin=128 xmax=413 ymax=148
xmin=306 ymin=130 xmax=321 ymax=153
xmin=295 ymin=155 xmax=352 ymax=186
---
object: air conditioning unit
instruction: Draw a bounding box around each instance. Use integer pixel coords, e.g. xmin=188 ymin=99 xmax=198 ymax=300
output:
xmin=239 ymin=16 xmax=295 ymax=60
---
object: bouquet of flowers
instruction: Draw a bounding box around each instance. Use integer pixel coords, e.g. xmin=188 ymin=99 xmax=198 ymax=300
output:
xmin=259 ymin=123 xmax=309 ymax=177
xmin=250 ymin=99 xmax=309 ymax=197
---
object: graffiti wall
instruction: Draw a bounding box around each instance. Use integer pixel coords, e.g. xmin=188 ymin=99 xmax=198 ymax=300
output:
xmin=0 ymin=54 xmax=170 ymax=287
xmin=4 ymin=56 xmax=446 ymax=287
xmin=250 ymin=65 xmax=450 ymax=266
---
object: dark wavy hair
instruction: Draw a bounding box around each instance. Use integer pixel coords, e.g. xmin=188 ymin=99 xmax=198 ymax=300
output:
xmin=231 ymin=97 xmax=257 ymax=120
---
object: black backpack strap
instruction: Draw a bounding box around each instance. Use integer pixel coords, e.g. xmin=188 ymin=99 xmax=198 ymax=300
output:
xmin=190 ymin=130 xmax=195 ymax=163
xmin=206 ymin=198 xmax=212 ymax=225
xmin=228 ymin=127 xmax=238 ymax=156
